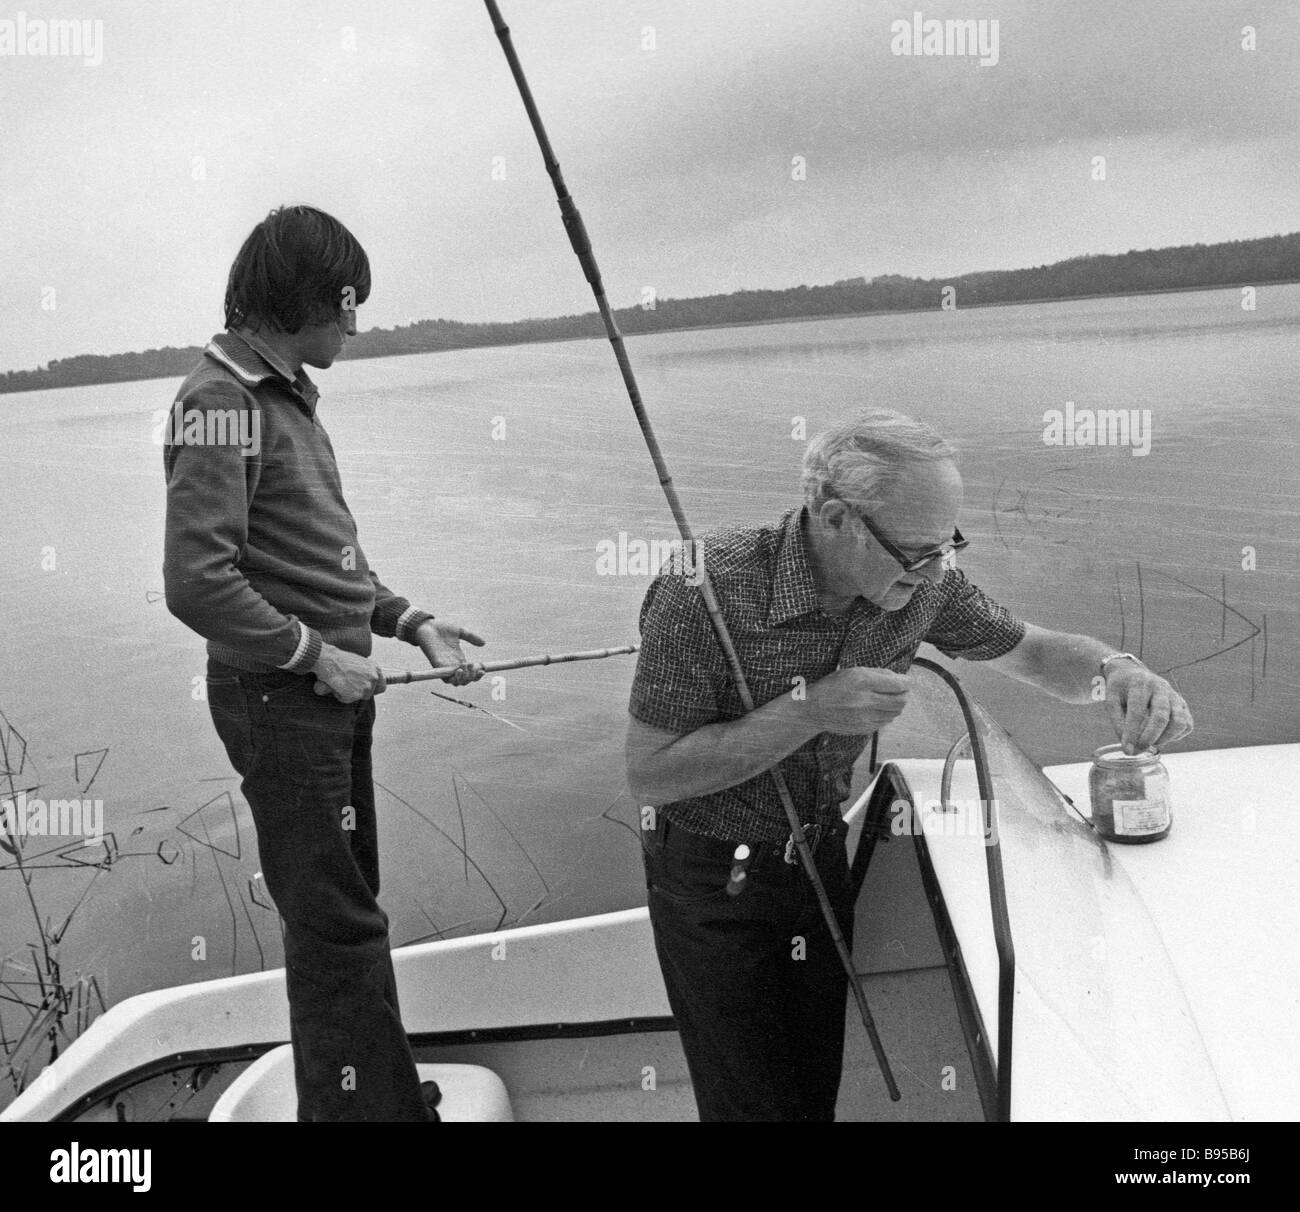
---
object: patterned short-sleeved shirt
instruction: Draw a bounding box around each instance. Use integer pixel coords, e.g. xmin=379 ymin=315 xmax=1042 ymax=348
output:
xmin=628 ymin=506 xmax=1026 ymax=843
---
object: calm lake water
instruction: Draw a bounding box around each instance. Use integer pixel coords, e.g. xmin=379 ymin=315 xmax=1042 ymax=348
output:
xmin=1 ymin=285 xmax=1296 ymax=1092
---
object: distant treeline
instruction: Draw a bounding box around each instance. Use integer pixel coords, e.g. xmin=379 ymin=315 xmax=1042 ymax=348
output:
xmin=4 ymin=232 xmax=1296 ymax=395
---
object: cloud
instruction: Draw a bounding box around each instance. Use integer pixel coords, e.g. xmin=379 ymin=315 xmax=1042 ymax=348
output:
xmin=1 ymin=0 xmax=1296 ymax=369
xmin=578 ymin=0 xmax=1297 ymax=184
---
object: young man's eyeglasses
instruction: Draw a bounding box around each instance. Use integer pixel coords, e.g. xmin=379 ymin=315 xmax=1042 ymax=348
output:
xmin=828 ymin=493 xmax=968 ymax=573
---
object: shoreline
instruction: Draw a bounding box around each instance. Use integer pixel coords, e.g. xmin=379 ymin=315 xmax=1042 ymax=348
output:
xmin=484 ymin=276 xmax=1298 ymax=347
xmin=605 ymin=277 xmax=1299 ymax=337
xmin=2 ymin=277 xmax=1296 ymax=395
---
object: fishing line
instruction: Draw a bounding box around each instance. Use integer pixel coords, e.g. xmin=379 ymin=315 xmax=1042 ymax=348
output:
xmin=426 ymin=688 xmax=529 ymax=733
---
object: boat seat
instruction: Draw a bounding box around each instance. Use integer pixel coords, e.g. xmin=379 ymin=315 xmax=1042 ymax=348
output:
xmin=209 ymin=1044 xmax=513 ymax=1122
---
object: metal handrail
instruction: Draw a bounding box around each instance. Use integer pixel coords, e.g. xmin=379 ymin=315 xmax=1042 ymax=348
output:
xmin=940 ymin=733 xmax=972 ymax=812
xmin=910 ymin=657 xmax=1016 ymax=1122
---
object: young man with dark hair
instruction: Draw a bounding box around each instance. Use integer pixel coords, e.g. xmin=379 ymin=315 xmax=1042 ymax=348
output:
xmin=164 ymin=205 xmax=483 ymax=1121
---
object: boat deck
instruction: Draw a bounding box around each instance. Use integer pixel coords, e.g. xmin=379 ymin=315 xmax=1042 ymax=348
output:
xmin=407 ymin=813 xmax=982 ymax=1121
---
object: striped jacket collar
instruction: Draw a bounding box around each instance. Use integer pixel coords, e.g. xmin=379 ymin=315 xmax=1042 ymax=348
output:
xmin=204 ymin=330 xmax=319 ymax=413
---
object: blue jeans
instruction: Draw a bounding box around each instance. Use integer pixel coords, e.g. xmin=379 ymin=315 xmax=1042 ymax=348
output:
xmin=205 ymin=657 xmax=431 ymax=1122
xmin=643 ymin=815 xmax=854 ymax=1121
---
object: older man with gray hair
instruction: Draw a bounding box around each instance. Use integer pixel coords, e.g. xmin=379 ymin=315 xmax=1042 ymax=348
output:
xmin=626 ymin=408 xmax=1192 ymax=1122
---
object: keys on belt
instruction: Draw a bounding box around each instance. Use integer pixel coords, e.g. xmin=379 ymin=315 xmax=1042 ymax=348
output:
xmin=725 ymin=822 xmax=824 ymax=896
xmin=783 ymin=821 xmax=822 ymax=865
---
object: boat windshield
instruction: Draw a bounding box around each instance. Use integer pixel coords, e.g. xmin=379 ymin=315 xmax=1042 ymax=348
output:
xmin=894 ymin=659 xmax=1228 ymax=1121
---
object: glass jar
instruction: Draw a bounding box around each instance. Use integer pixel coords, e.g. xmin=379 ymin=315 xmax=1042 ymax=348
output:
xmin=1088 ymin=745 xmax=1172 ymax=844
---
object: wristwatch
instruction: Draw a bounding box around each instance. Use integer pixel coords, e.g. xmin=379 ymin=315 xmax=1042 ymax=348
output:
xmin=1099 ymin=651 xmax=1145 ymax=677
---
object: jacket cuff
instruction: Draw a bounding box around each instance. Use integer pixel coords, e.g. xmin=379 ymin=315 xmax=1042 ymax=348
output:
xmin=397 ymin=606 xmax=436 ymax=643
xmin=277 ymin=622 xmax=322 ymax=673
xmin=372 ymin=594 xmax=411 ymax=639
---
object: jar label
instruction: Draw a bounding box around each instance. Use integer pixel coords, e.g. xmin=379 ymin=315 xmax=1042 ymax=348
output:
xmin=1111 ymin=797 xmax=1171 ymax=835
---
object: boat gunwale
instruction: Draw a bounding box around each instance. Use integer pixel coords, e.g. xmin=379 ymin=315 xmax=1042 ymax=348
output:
xmin=49 ymin=1015 xmax=681 ymax=1123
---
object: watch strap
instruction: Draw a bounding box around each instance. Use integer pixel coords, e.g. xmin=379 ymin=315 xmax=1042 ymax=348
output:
xmin=1100 ymin=651 xmax=1144 ymax=676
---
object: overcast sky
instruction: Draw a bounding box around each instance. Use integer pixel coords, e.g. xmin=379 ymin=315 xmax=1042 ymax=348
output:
xmin=1 ymin=0 xmax=1295 ymax=373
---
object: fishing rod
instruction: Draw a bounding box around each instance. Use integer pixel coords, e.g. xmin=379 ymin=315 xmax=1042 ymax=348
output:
xmin=483 ymin=0 xmax=899 ymax=1101
xmin=384 ymin=643 xmax=639 ymax=685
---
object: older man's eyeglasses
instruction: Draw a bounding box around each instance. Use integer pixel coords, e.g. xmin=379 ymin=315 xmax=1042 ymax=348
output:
xmin=828 ymin=494 xmax=968 ymax=573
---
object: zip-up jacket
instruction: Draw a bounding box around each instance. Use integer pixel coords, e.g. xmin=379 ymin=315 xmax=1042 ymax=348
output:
xmin=163 ymin=329 xmax=433 ymax=673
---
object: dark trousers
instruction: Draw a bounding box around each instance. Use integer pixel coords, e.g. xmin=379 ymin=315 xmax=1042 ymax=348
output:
xmin=205 ymin=657 xmax=430 ymax=1122
xmin=643 ymin=816 xmax=854 ymax=1121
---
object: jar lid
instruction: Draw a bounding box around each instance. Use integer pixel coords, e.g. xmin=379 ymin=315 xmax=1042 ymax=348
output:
xmin=1092 ymin=743 xmax=1158 ymax=764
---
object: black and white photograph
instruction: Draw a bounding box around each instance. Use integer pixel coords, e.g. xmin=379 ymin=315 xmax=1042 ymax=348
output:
xmin=0 ymin=0 xmax=1294 ymax=1164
